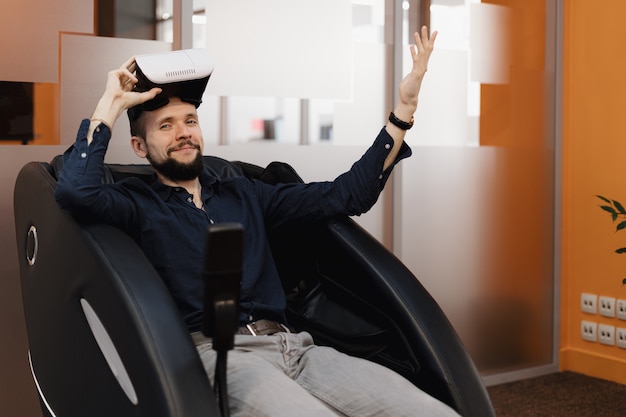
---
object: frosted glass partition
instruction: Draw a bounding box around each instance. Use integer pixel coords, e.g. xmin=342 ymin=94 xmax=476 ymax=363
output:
xmin=222 ymin=42 xmax=389 ymax=145
xmin=198 ymin=0 xmax=388 ymax=146
xmin=396 ymin=147 xmax=554 ymax=375
xmin=333 ymin=43 xmax=387 ymax=145
xmin=204 ymin=0 xmax=352 ymax=100
xmin=60 ymin=35 xmax=172 ymax=146
xmin=225 ymin=97 xmax=302 ymax=144
xmin=406 ymin=48 xmax=471 ymax=146
xmin=393 ymin=1 xmax=557 ymax=377
xmin=0 ymin=0 xmax=93 ymax=83
xmin=469 ymin=3 xmax=510 ymax=85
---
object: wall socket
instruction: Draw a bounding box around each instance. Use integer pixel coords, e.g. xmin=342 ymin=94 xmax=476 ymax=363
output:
xmin=617 ymin=299 xmax=626 ymax=321
xmin=616 ymin=327 xmax=626 ymax=349
xmin=598 ymin=324 xmax=615 ymax=346
xmin=581 ymin=320 xmax=597 ymax=342
xmin=599 ymin=296 xmax=616 ymax=318
xmin=581 ymin=293 xmax=598 ymax=314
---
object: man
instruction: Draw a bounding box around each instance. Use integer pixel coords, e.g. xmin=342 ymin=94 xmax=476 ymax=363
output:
xmin=56 ymin=27 xmax=458 ymax=417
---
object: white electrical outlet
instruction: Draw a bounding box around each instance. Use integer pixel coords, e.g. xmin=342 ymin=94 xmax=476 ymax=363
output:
xmin=598 ymin=324 xmax=615 ymax=346
xmin=617 ymin=299 xmax=626 ymax=321
xmin=581 ymin=293 xmax=597 ymax=314
xmin=581 ymin=320 xmax=597 ymax=342
xmin=599 ymin=296 xmax=616 ymax=317
xmin=616 ymin=327 xmax=626 ymax=349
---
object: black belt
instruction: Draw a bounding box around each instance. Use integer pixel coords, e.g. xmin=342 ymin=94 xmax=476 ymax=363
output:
xmin=238 ymin=319 xmax=290 ymax=336
xmin=191 ymin=319 xmax=290 ymax=346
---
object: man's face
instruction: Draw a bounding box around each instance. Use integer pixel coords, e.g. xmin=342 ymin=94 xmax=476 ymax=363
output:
xmin=139 ymin=98 xmax=204 ymax=181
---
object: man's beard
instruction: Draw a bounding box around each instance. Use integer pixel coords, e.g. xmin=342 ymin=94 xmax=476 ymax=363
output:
xmin=147 ymin=144 xmax=204 ymax=182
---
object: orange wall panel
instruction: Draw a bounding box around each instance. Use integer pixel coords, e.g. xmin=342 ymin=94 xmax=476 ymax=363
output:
xmin=481 ymin=0 xmax=546 ymax=149
xmin=33 ymin=83 xmax=60 ymax=145
xmin=561 ymin=0 xmax=626 ymax=382
xmin=478 ymin=0 xmax=553 ymax=367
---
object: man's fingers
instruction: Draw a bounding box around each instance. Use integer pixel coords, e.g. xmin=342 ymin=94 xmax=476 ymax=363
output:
xmin=142 ymin=87 xmax=163 ymax=101
xmin=414 ymin=26 xmax=438 ymax=51
xmin=427 ymin=30 xmax=438 ymax=48
xmin=121 ymin=56 xmax=136 ymax=71
xmin=421 ymin=25 xmax=429 ymax=42
xmin=116 ymin=56 xmax=138 ymax=89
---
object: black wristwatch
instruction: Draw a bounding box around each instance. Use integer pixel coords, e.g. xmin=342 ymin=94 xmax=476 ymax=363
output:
xmin=388 ymin=111 xmax=414 ymax=130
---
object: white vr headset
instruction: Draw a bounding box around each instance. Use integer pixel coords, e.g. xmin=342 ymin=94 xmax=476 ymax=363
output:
xmin=135 ymin=49 xmax=214 ymax=85
xmin=128 ymin=49 xmax=214 ymax=122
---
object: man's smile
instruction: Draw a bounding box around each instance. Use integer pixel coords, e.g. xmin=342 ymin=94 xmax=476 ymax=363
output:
xmin=168 ymin=142 xmax=200 ymax=155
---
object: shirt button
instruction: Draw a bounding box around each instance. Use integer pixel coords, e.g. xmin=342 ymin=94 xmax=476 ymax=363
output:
xmin=80 ymin=152 xmax=87 ymax=158
xmin=385 ymin=143 xmax=391 ymax=150
xmin=95 ymin=127 xmax=100 ymax=133
xmin=378 ymin=174 xmax=383 ymax=180
xmin=187 ymin=197 xmax=193 ymax=203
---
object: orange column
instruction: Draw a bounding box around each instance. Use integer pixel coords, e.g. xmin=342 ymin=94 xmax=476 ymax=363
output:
xmin=32 ymin=82 xmax=61 ymax=145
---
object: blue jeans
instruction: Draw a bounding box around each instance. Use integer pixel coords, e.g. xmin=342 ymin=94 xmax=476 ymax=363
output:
xmin=195 ymin=331 xmax=460 ymax=417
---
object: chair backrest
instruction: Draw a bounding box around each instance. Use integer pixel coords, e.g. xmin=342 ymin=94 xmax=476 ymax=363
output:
xmin=15 ymin=155 xmax=495 ymax=417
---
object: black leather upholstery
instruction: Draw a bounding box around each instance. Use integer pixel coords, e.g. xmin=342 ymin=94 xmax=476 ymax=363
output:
xmin=14 ymin=155 xmax=495 ymax=417
xmin=15 ymin=161 xmax=217 ymax=417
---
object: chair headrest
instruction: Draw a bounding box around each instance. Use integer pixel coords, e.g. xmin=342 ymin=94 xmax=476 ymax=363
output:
xmin=51 ymin=155 xmax=247 ymax=185
xmin=49 ymin=152 xmax=303 ymax=186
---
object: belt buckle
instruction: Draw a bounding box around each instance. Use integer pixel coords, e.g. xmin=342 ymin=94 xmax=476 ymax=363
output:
xmin=244 ymin=320 xmax=289 ymax=336
xmin=245 ymin=322 xmax=259 ymax=336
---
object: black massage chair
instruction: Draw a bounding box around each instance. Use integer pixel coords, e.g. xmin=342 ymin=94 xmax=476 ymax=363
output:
xmin=14 ymin=155 xmax=496 ymax=417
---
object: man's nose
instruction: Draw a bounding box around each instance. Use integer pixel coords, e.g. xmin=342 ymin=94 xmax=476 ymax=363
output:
xmin=176 ymin=123 xmax=191 ymax=139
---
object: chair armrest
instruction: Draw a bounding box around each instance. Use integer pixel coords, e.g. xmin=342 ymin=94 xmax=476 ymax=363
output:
xmin=322 ymin=217 xmax=496 ymax=417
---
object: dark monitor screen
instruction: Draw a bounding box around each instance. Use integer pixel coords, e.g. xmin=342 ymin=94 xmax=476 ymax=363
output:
xmin=0 ymin=81 xmax=34 ymax=144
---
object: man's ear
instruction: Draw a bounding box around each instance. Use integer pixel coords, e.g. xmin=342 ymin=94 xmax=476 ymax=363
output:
xmin=130 ymin=136 xmax=148 ymax=158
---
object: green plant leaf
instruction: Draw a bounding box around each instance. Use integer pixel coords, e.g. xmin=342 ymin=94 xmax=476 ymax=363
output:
xmin=599 ymin=205 xmax=619 ymax=221
xmin=597 ymin=195 xmax=612 ymax=204
xmin=600 ymin=205 xmax=617 ymax=215
xmin=617 ymin=221 xmax=626 ymax=232
xmin=616 ymin=248 xmax=626 ymax=254
xmin=600 ymin=206 xmax=617 ymax=221
xmin=614 ymin=200 xmax=626 ymax=214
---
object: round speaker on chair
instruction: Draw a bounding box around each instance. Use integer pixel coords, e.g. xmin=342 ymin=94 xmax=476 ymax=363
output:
xmin=26 ymin=225 xmax=38 ymax=266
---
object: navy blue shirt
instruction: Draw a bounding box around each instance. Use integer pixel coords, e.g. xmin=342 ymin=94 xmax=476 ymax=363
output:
xmin=55 ymin=119 xmax=411 ymax=332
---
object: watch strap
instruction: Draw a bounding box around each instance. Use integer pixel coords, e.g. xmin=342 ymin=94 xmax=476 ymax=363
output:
xmin=388 ymin=111 xmax=414 ymax=130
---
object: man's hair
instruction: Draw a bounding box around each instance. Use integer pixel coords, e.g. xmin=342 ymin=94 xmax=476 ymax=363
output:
xmin=129 ymin=111 xmax=147 ymax=139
